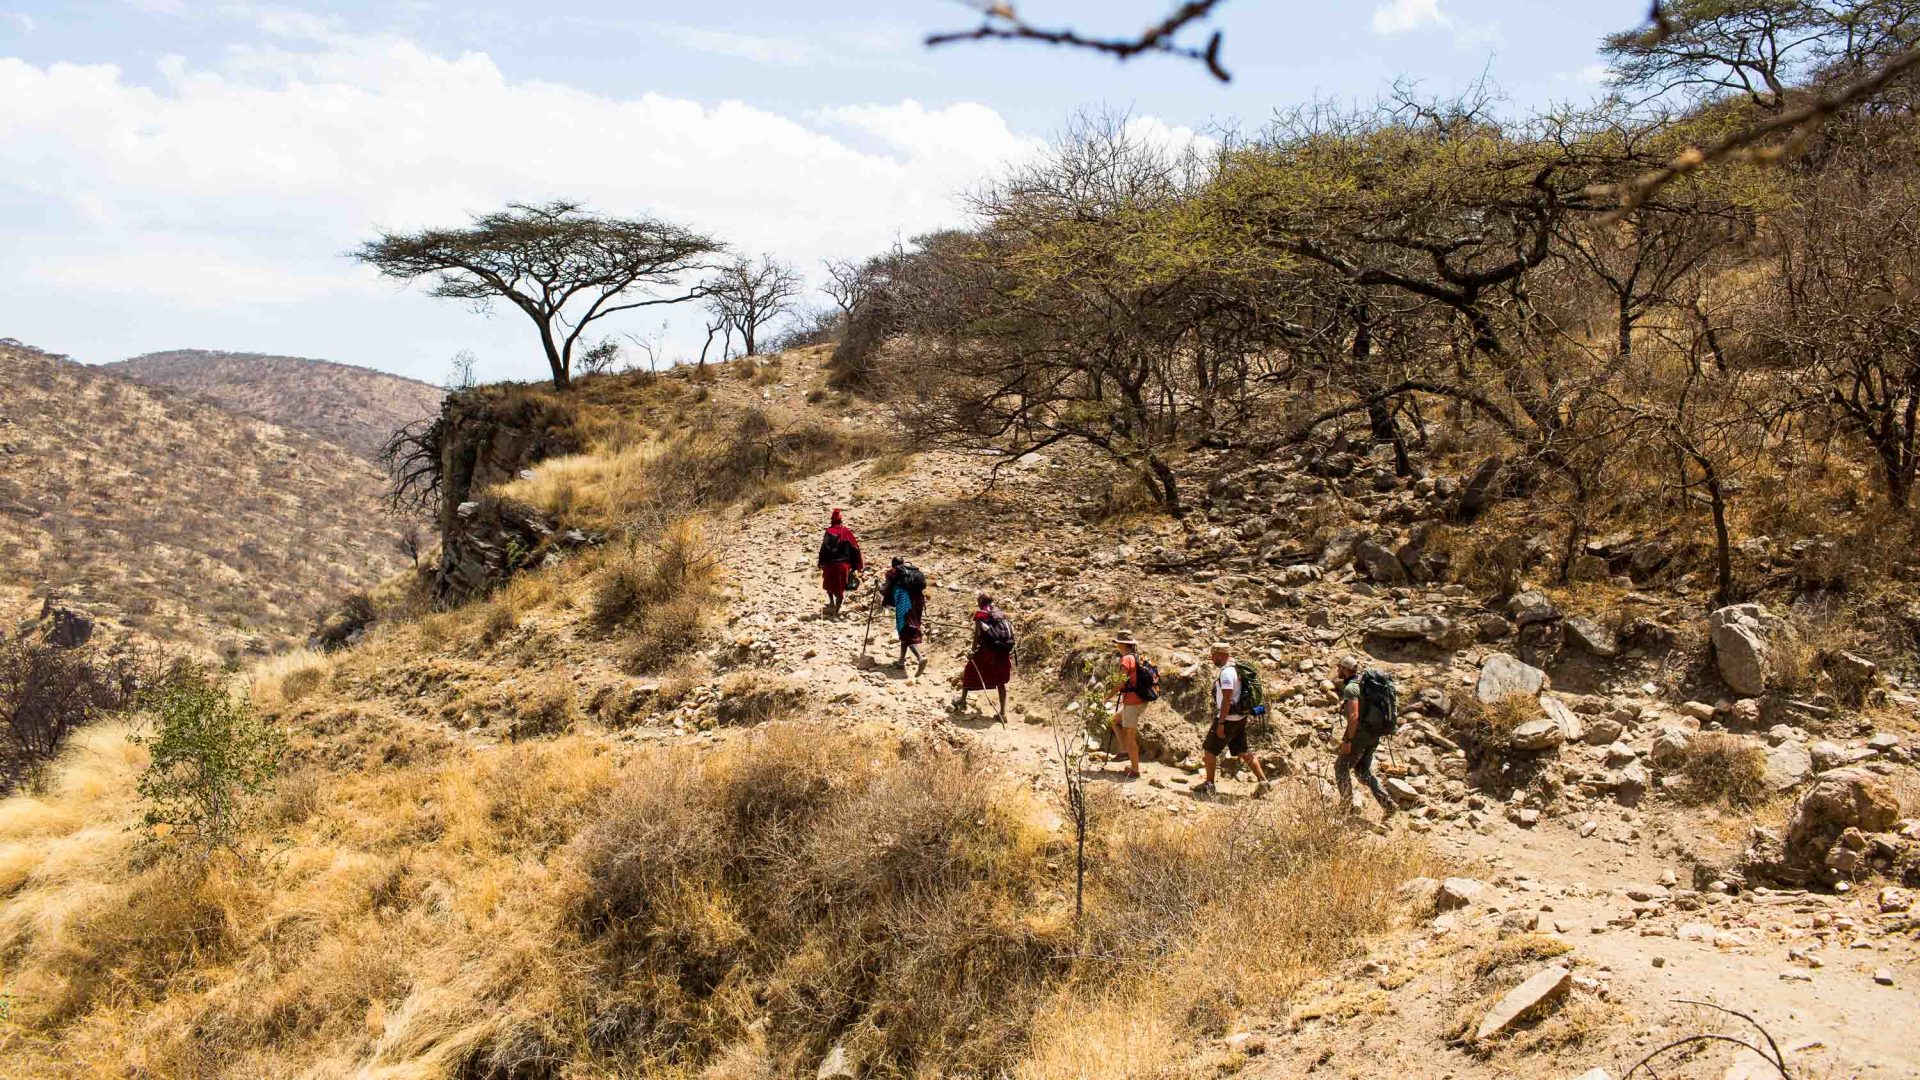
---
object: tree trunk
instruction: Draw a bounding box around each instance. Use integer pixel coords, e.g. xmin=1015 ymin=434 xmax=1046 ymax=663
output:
xmin=539 ymin=324 xmax=570 ymax=390
xmin=1144 ymin=454 xmax=1183 ymax=518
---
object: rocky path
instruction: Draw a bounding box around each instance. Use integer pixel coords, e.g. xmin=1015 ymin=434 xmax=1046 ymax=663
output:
xmin=706 ymin=450 xmax=1919 ymax=1079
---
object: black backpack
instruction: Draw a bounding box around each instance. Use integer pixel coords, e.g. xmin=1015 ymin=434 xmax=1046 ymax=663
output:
xmin=895 ymin=564 xmax=926 ymax=597
xmin=1358 ymin=669 xmax=1398 ymax=736
xmin=1131 ymin=655 xmax=1161 ymax=702
xmin=980 ymin=610 xmax=1015 ymax=652
xmin=819 ymin=530 xmax=853 ymax=564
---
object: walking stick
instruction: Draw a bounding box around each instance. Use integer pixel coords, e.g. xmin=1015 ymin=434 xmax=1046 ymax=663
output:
xmin=859 ymin=592 xmax=879 ymax=659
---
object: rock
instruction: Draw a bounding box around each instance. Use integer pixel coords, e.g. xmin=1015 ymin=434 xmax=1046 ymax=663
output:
xmin=1583 ymin=715 xmax=1626 ymax=746
xmin=1477 ymin=653 xmax=1547 ymax=704
xmin=1649 ymin=726 xmax=1693 ymax=768
xmin=1604 ymin=742 xmax=1639 ymax=766
xmin=37 ymin=601 xmax=95 ymax=649
xmin=1811 ymin=740 xmax=1871 ymax=772
xmin=1572 ymin=1071 xmax=1614 ymax=1080
xmin=1867 ymin=732 xmax=1901 ymax=752
xmin=1397 ymin=876 xmax=1443 ymax=913
xmin=817 ymin=1043 xmax=855 ymax=1080
xmin=1875 ymin=969 xmax=1895 ymax=986
xmin=1509 ymin=590 xmax=1560 ymax=626
xmin=1879 ymin=887 xmax=1914 ymax=913
xmin=1540 ymin=696 xmax=1584 ymax=743
xmin=1679 ymin=701 xmax=1717 ymax=722
xmin=1782 ymin=767 xmax=1901 ymax=878
xmin=1709 ymin=603 xmax=1780 ymax=697
xmin=1366 ymin=615 xmax=1449 ymax=643
xmin=1454 ymin=456 xmax=1505 ymax=520
xmin=1437 ymin=877 xmax=1488 ymax=911
xmin=1764 ymin=742 xmax=1813 ymax=792
xmin=1824 ymin=650 xmax=1880 ymax=704
xmin=1511 ymin=718 xmax=1567 ymax=751
xmin=1223 ymin=608 xmax=1264 ymax=631
xmin=1475 ymin=613 xmax=1514 ymax=641
xmin=1474 ymin=965 xmax=1572 ymax=1041
xmin=1355 ymin=540 xmax=1410 ymax=585
xmin=1613 ymin=762 xmax=1650 ymax=806
xmin=1501 ymin=909 xmax=1541 ymax=933
xmin=1564 ymin=617 xmax=1619 ymax=658
xmin=1318 ymin=527 xmax=1365 ymax=570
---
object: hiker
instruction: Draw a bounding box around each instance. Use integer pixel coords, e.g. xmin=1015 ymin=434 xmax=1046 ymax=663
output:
xmin=816 ymin=508 xmax=863 ymax=617
xmin=1334 ymin=654 xmax=1398 ymax=818
xmin=1199 ymin=643 xmax=1270 ymax=798
xmin=956 ymin=592 xmax=1014 ymax=722
xmin=1107 ymin=631 xmax=1150 ymax=779
xmin=878 ymin=556 xmax=927 ymax=670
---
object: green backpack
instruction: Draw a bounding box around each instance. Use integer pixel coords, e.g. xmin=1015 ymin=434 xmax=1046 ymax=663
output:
xmin=1231 ymin=660 xmax=1266 ymax=716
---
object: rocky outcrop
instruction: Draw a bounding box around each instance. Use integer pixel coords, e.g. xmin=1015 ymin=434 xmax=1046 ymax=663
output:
xmin=1476 ymin=653 xmax=1546 ymax=703
xmin=36 ymin=599 xmax=94 ymax=649
xmin=431 ymin=389 xmax=587 ymax=602
xmin=1749 ymin=767 xmax=1903 ymax=884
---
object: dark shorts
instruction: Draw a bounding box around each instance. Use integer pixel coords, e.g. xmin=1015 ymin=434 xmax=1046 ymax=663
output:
xmin=1203 ymin=718 xmax=1249 ymax=757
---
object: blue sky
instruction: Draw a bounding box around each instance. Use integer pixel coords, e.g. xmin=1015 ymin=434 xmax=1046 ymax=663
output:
xmin=0 ymin=1 xmax=1649 ymax=384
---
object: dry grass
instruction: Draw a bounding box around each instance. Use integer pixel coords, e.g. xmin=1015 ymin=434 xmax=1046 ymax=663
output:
xmin=1445 ymin=693 xmax=1543 ymax=760
xmin=710 ymin=671 xmax=808 ymax=727
xmin=1670 ymin=732 xmax=1770 ymax=808
xmin=0 ymin=718 xmax=1436 ymax=1079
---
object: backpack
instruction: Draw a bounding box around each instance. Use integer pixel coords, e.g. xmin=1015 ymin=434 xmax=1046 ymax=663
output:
xmin=1129 ymin=655 xmax=1161 ymax=702
xmin=895 ymin=564 xmax=926 ymax=597
xmin=1358 ymin=669 xmax=1398 ymax=736
xmin=1231 ymin=660 xmax=1265 ymax=716
xmin=980 ymin=610 xmax=1015 ymax=652
xmin=819 ymin=530 xmax=853 ymax=564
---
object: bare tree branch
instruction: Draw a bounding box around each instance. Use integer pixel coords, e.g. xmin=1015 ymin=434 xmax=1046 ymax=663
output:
xmin=927 ymin=1 xmax=1232 ymax=82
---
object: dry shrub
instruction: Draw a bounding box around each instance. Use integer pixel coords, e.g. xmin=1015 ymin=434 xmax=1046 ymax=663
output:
xmin=865 ymin=451 xmax=916 ymax=479
xmin=1671 ymin=732 xmax=1770 ymax=808
xmin=501 ymin=671 xmax=581 ymax=741
xmin=711 ymin=671 xmax=807 ymax=727
xmin=1446 ymin=933 xmax=1578 ymax=1049
xmin=1445 ymin=693 xmax=1543 ymax=759
xmin=743 ymin=481 xmax=796 ymax=513
xmin=591 ymin=519 xmax=722 ymax=631
xmin=1088 ymin=472 xmax=1161 ymax=523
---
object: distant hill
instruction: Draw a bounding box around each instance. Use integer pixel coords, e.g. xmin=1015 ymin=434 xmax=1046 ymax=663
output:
xmin=1 ymin=340 xmax=412 ymax=656
xmin=104 ymin=348 xmax=444 ymax=461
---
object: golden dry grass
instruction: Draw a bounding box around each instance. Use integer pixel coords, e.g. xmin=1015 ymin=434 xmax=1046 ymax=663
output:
xmin=1671 ymin=732 xmax=1770 ymax=808
xmin=0 ymin=719 xmax=1436 ymax=1079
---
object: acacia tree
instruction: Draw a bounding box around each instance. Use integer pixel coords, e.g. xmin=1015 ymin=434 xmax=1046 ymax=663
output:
xmin=702 ymin=255 xmax=803 ymax=357
xmin=354 ymin=201 xmax=722 ymax=390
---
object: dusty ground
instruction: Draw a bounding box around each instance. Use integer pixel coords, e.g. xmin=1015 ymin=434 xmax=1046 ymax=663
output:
xmin=695 ymin=445 xmax=1920 ymax=1080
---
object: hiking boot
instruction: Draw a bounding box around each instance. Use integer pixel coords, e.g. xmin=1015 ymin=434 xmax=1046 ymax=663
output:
xmin=1252 ymin=780 xmax=1272 ymax=799
xmin=1194 ymin=780 xmax=1217 ymax=798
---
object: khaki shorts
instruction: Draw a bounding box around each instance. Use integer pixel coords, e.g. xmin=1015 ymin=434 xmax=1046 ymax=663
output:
xmin=1115 ymin=702 xmax=1146 ymax=730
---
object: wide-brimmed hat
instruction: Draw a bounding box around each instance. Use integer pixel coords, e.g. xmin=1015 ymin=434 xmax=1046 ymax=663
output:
xmin=1113 ymin=631 xmax=1138 ymax=645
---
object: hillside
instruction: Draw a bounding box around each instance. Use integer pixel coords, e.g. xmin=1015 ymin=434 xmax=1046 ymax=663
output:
xmin=2 ymin=348 xmax=1914 ymax=1080
xmin=104 ymin=348 xmax=444 ymax=461
xmin=0 ymin=340 xmax=412 ymax=656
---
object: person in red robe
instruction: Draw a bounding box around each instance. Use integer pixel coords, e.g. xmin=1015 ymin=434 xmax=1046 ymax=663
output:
xmin=816 ymin=508 xmax=863 ymax=616
xmin=957 ymin=592 xmax=1014 ymax=723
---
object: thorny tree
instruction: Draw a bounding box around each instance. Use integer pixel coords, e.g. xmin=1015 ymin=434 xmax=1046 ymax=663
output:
xmin=355 ymin=200 xmax=722 ymax=390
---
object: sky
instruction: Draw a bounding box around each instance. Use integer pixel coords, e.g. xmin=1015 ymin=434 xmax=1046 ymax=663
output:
xmin=0 ymin=1 xmax=1650 ymax=385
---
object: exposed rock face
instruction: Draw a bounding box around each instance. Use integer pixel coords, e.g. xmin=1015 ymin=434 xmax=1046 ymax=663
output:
xmin=431 ymin=390 xmax=586 ymax=602
xmin=37 ymin=599 xmax=94 ymax=649
xmin=1756 ymin=767 xmax=1904 ymax=883
xmin=1476 ymin=653 xmax=1547 ymax=703
xmin=1709 ymin=603 xmax=1780 ymax=697
xmin=1366 ymin=615 xmax=1449 ymax=643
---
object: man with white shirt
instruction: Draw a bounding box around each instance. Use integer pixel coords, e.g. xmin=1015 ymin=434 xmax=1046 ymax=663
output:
xmin=1197 ymin=642 xmax=1270 ymax=799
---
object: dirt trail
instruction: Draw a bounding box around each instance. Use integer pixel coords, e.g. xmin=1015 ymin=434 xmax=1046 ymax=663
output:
xmin=713 ymin=450 xmax=1918 ymax=1078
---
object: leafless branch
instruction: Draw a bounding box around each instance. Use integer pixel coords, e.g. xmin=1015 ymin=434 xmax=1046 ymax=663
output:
xmin=927 ymin=1 xmax=1232 ymax=82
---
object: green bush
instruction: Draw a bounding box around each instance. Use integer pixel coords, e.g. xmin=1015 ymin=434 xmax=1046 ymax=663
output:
xmin=133 ymin=666 xmax=287 ymax=855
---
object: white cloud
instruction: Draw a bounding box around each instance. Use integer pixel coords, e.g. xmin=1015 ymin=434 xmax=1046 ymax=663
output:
xmin=1577 ymin=62 xmax=1611 ymax=84
xmin=3 ymin=11 xmax=33 ymax=33
xmin=1370 ymin=0 xmax=1451 ymax=35
xmin=0 ymin=29 xmax=1066 ymax=378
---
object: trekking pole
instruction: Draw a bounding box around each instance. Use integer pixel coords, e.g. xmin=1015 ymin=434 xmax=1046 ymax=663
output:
xmin=860 ymin=594 xmax=879 ymax=659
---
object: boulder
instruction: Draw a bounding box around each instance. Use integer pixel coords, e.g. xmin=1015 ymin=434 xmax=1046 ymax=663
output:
xmin=1613 ymin=762 xmax=1650 ymax=806
xmin=38 ymin=602 xmax=94 ymax=649
xmin=1779 ymin=767 xmax=1901 ymax=879
xmin=1318 ymin=527 xmax=1365 ymax=570
xmin=1355 ymin=540 xmax=1410 ymax=585
xmin=1453 ymin=456 xmax=1505 ymax=520
xmin=1564 ymin=617 xmax=1619 ymax=659
xmin=1708 ymin=603 xmax=1780 ymax=697
xmin=1474 ymin=965 xmax=1572 ymax=1041
xmin=1477 ymin=653 xmax=1547 ymax=704
xmin=1396 ymin=876 xmax=1442 ymax=913
xmin=1825 ymin=650 xmax=1881 ymax=704
xmin=1475 ymin=613 xmax=1514 ymax=641
xmin=1509 ymin=590 xmax=1560 ymax=626
xmin=1810 ymin=740 xmax=1871 ymax=772
xmin=1223 ymin=608 xmax=1264 ymax=632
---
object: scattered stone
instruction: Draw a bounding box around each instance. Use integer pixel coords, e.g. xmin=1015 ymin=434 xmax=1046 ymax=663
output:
xmin=1223 ymin=608 xmax=1264 ymax=631
xmin=1367 ymin=615 xmax=1449 ymax=643
xmin=1678 ymin=701 xmax=1716 ymax=722
xmin=1475 ymin=965 xmax=1572 ymax=1041
xmin=1649 ymin=727 xmax=1693 ymax=768
xmin=1355 ymin=540 xmax=1410 ymax=585
xmin=1875 ymin=969 xmax=1896 ymax=986
xmin=1880 ymin=887 xmax=1914 ymax=914
xmin=817 ymin=1043 xmax=855 ymax=1080
xmin=1584 ymin=715 xmax=1626 ymax=746
xmin=1509 ymin=590 xmax=1560 ymax=626
xmin=1511 ymin=718 xmax=1568 ymax=751
xmin=1476 ymin=613 xmax=1514 ymax=641
xmin=1764 ymin=742 xmax=1813 ymax=792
